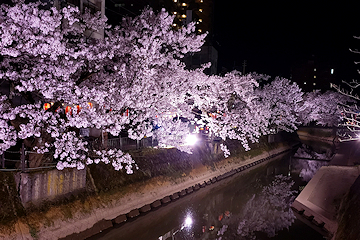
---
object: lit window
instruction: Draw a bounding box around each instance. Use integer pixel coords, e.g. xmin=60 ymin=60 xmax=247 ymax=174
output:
xmin=182 ymin=3 xmax=187 ymax=6
xmin=173 ymin=0 xmax=177 ymax=2
xmin=313 ymin=83 xmax=316 ymax=86
xmin=172 ymin=23 xmax=177 ymax=27
xmin=314 ymin=68 xmax=316 ymax=71
xmin=304 ymin=82 xmax=306 ymax=85
xmin=199 ymin=8 xmax=203 ymax=12
xmin=196 ymin=21 xmax=199 ymax=24
xmin=200 ymin=0 xmax=203 ymax=2
xmin=198 ymin=29 xmax=202 ymax=33
xmin=331 ymin=69 xmax=334 ymax=74
xmin=314 ymin=75 xmax=316 ymax=78
xmin=199 ymin=18 xmax=202 ymax=22
xmin=173 ymin=11 xmax=177 ymax=14
xmin=181 ymin=14 xmax=186 ymax=18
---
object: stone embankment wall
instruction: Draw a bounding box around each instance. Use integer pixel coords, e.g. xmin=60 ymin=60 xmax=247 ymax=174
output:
xmin=14 ymin=168 xmax=86 ymax=207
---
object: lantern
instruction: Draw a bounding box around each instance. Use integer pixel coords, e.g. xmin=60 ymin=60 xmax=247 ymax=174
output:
xmin=75 ymin=105 xmax=81 ymax=113
xmin=65 ymin=106 xmax=71 ymax=114
xmin=43 ymin=103 xmax=51 ymax=111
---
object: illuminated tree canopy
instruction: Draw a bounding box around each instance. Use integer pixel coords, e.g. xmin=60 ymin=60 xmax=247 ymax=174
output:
xmin=0 ymin=1 xmax=348 ymax=172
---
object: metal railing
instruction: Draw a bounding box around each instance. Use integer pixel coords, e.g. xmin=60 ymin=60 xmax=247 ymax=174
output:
xmin=106 ymin=137 xmax=157 ymax=150
xmin=1 ymin=137 xmax=158 ymax=172
xmin=0 ymin=143 xmax=56 ymax=172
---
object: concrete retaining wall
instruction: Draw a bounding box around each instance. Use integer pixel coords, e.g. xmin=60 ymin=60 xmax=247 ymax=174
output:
xmin=15 ymin=168 xmax=86 ymax=207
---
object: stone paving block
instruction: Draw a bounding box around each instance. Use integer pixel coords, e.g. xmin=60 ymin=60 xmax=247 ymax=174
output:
xmin=161 ymin=196 xmax=171 ymax=204
xmin=151 ymin=200 xmax=162 ymax=208
xmin=211 ymin=177 xmax=217 ymax=183
xmin=217 ymin=174 xmax=224 ymax=180
xmin=303 ymin=211 xmax=314 ymax=221
xmin=186 ymin=187 xmax=193 ymax=193
xmin=127 ymin=209 xmax=140 ymax=218
xmin=194 ymin=184 xmax=200 ymax=190
xmin=313 ymin=216 xmax=325 ymax=227
xmin=94 ymin=219 xmax=113 ymax=231
xmin=113 ymin=214 xmax=127 ymax=224
xmin=171 ymin=192 xmax=179 ymax=200
xmin=139 ymin=204 xmax=152 ymax=213
xmin=180 ymin=189 xmax=187 ymax=196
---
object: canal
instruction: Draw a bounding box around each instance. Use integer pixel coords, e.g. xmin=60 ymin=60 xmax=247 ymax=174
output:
xmin=89 ymin=142 xmax=333 ymax=240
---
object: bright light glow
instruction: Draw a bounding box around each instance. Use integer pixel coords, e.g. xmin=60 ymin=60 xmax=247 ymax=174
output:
xmin=181 ymin=14 xmax=186 ymax=18
xmin=198 ymin=29 xmax=202 ymax=33
xmin=313 ymin=82 xmax=316 ymax=86
xmin=185 ymin=134 xmax=197 ymax=145
xmin=184 ymin=216 xmax=193 ymax=228
xmin=304 ymin=82 xmax=306 ymax=85
xmin=331 ymin=69 xmax=334 ymax=74
xmin=182 ymin=3 xmax=187 ymax=6
xmin=314 ymin=68 xmax=316 ymax=71
xmin=314 ymin=75 xmax=316 ymax=78
xmin=199 ymin=8 xmax=203 ymax=12
xmin=199 ymin=18 xmax=202 ymax=22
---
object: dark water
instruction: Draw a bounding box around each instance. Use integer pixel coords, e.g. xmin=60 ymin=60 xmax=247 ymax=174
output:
xmin=90 ymin=148 xmax=328 ymax=240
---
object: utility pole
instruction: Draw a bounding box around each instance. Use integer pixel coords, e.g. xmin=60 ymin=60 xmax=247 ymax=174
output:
xmin=242 ymin=60 xmax=247 ymax=75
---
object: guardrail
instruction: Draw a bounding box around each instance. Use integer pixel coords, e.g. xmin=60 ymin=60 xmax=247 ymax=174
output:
xmin=106 ymin=137 xmax=157 ymax=150
xmin=0 ymin=143 xmax=56 ymax=172
xmin=0 ymin=137 xmax=157 ymax=172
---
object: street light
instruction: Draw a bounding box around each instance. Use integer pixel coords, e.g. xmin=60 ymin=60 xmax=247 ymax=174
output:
xmin=185 ymin=134 xmax=198 ymax=146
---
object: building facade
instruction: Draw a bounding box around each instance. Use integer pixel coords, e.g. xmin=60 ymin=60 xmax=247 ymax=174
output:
xmin=291 ymin=55 xmax=336 ymax=92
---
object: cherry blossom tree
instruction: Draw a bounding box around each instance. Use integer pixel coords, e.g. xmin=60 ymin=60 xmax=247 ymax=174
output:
xmin=331 ymin=81 xmax=360 ymax=141
xmin=237 ymin=175 xmax=297 ymax=239
xmin=293 ymin=144 xmax=330 ymax=182
xmin=255 ymin=77 xmax=303 ymax=132
xmin=329 ymin=37 xmax=360 ymax=141
xmin=1 ymin=0 xmax=273 ymax=171
xmin=299 ymin=90 xmax=350 ymax=127
xmin=1 ymin=1 xmax=315 ymax=172
xmin=0 ymin=1 xmax=206 ymax=172
xmin=185 ymin=71 xmax=271 ymax=152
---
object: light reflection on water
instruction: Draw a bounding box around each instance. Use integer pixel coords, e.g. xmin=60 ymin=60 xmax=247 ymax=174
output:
xmin=91 ymin=144 xmax=331 ymax=240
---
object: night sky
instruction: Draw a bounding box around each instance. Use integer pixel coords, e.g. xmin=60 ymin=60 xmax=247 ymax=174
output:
xmin=213 ymin=1 xmax=360 ymax=81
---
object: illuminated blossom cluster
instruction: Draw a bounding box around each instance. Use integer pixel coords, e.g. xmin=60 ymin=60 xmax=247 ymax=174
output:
xmin=0 ymin=1 xmax=208 ymax=172
xmin=237 ymin=175 xmax=296 ymax=239
xmin=255 ymin=77 xmax=303 ymax=132
xmin=0 ymin=1 xmax=345 ymax=173
xmin=293 ymin=144 xmax=330 ymax=182
xmin=299 ymin=90 xmax=350 ymax=127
